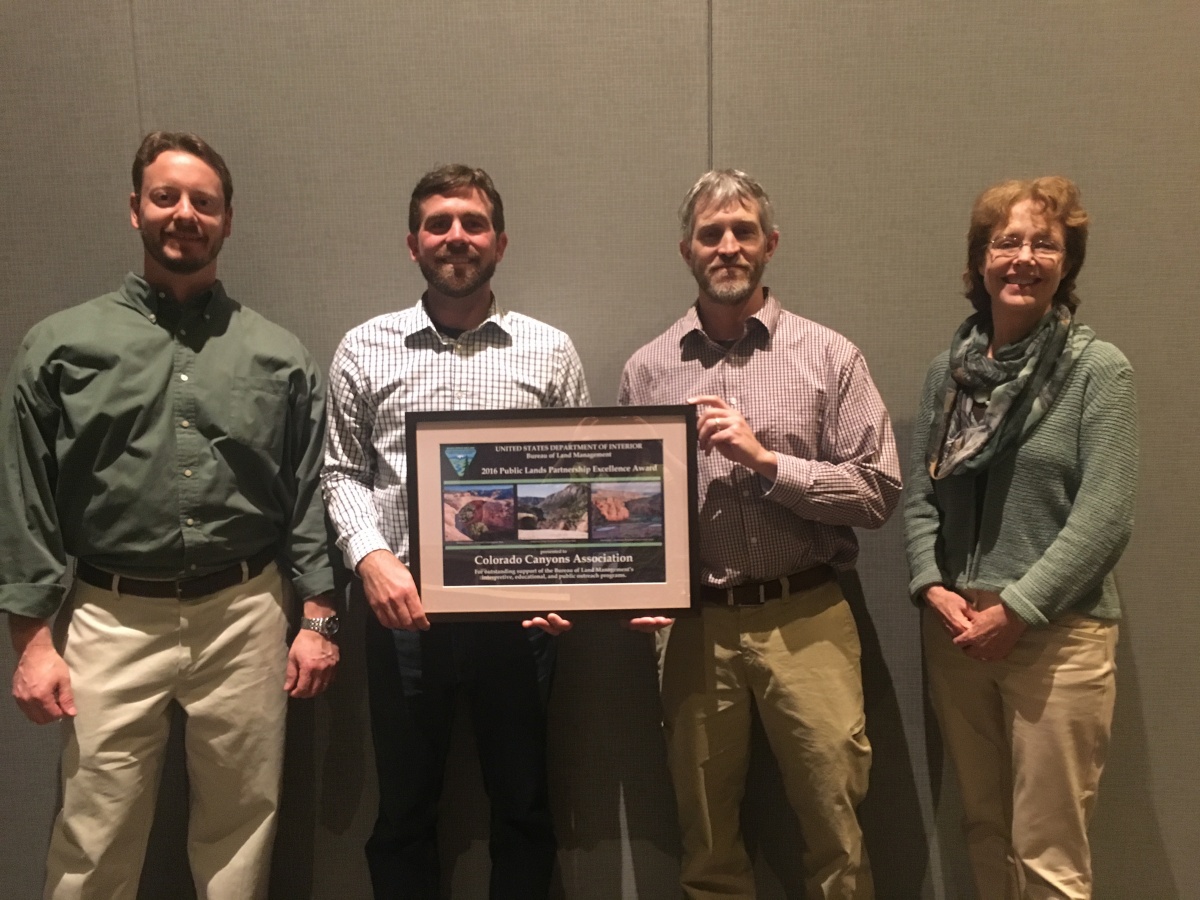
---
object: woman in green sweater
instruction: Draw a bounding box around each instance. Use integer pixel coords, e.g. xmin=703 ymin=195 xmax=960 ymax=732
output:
xmin=904 ymin=176 xmax=1137 ymax=900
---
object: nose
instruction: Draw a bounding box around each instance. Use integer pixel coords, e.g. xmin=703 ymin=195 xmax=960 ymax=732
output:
xmin=446 ymin=217 xmax=468 ymax=244
xmin=174 ymin=193 xmax=198 ymax=221
xmin=716 ymin=228 xmax=740 ymax=257
xmin=1014 ymin=241 xmax=1035 ymax=262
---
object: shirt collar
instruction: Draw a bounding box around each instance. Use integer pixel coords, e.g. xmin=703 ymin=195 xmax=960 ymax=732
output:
xmin=677 ymin=288 xmax=780 ymax=347
xmin=409 ymin=294 xmax=512 ymax=340
xmin=119 ymin=272 xmax=231 ymax=323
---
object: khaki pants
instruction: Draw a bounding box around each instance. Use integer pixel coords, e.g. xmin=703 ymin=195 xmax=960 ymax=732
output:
xmin=657 ymin=579 xmax=873 ymax=900
xmin=923 ymin=605 xmax=1118 ymax=900
xmin=44 ymin=565 xmax=290 ymax=900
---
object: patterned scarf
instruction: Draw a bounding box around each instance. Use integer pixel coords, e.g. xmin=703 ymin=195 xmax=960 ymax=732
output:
xmin=927 ymin=303 xmax=1087 ymax=479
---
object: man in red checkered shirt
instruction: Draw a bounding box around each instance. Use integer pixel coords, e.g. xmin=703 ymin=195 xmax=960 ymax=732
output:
xmin=620 ymin=169 xmax=900 ymax=900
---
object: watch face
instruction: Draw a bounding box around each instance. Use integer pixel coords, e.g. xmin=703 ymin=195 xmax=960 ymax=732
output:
xmin=324 ymin=616 xmax=340 ymax=636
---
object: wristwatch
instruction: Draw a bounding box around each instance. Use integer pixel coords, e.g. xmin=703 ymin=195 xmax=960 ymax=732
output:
xmin=300 ymin=615 xmax=340 ymax=638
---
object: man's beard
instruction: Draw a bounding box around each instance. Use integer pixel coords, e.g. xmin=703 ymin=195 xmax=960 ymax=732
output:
xmin=141 ymin=230 xmax=223 ymax=275
xmin=419 ymin=257 xmax=497 ymax=299
xmin=695 ymin=258 xmax=765 ymax=306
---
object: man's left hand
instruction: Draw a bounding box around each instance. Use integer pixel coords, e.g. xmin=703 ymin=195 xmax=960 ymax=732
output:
xmin=953 ymin=601 xmax=1027 ymax=662
xmin=285 ymin=595 xmax=340 ymax=697
xmin=689 ymin=395 xmax=777 ymax=480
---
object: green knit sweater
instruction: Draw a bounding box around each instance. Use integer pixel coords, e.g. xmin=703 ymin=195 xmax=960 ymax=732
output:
xmin=904 ymin=326 xmax=1138 ymax=625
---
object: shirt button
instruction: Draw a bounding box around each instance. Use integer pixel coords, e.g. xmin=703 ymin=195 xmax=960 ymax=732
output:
xmin=730 ymin=398 xmax=738 ymax=406
xmin=180 ymin=328 xmax=187 ymax=336
xmin=179 ymin=374 xmax=189 ymax=382
xmin=742 ymin=490 xmax=750 ymax=498
xmin=749 ymin=536 xmax=758 ymax=544
xmin=180 ymin=420 xmax=190 ymax=428
xmin=149 ymin=314 xmax=157 ymax=324
xmin=190 ymin=564 xmax=198 ymax=571
xmin=186 ymin=517 xmax=195 ymax=526
xmin=158 ymin=292 xmax=166 ymax=299
xmin=183 ymin=469 xmax=193 ymax=477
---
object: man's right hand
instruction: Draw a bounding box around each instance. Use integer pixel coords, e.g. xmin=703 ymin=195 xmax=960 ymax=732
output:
xmin=922 ymin=584 xmax=973 ymax=637
xmin=9 ymin=615 xmax=76 ymax=724
xmin=625 ymin=616 xmax=675 ymax=633
xmin=357 ymin=550 xmax=429 ymax=631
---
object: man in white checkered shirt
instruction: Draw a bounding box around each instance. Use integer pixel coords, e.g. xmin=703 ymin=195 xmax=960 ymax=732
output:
xmin=322 ymin=165 xmax=588 ymax=900
xmin=620 ymin=170 xmax=900 ymax=900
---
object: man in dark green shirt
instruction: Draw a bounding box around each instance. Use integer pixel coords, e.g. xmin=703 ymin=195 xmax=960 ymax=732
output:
xmin=0 ymin=132 xmax=339 ymax=900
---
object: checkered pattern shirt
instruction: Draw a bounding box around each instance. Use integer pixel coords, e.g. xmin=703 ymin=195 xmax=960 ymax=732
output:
xmin=619 ymin=292 xmax=900 ymax=586
xmin=323 ymin=298 xmax=590 ymax=568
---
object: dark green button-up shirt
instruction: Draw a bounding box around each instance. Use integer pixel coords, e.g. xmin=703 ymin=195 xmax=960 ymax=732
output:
xmin=0 ymin=273 xmax=333 ymax=619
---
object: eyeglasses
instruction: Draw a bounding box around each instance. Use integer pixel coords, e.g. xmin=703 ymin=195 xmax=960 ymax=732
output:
xmin=987 ymin=235 xmax=1065 ymax=260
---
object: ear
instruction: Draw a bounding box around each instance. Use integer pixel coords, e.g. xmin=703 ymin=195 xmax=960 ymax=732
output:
xmin=130 ymin=192 xmax=141 ymax=230
xmin=406 ymin=232 xmax=420 ymax=262
xmin=763 ymin=229 xmax=780 ymax=262
xmin=223 ymin=204 xmax=233 ymax=238
xmin=679 ymin=237 xmax=692 ymax=265
xmin=494 ymin=231 xmax=508 ymax=264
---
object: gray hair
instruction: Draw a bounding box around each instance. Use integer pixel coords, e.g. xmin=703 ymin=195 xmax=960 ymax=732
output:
xmin=679 ymin=169 xmax=775 ymax=239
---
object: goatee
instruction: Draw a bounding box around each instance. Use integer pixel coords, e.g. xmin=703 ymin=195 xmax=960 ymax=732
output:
xmin=141 ymin=231 xmax=223 ymax=275
xmin=695 ymin=259 xmax=765 ymax=306
xmin=419 ymin=259 xmax=497 ymax=299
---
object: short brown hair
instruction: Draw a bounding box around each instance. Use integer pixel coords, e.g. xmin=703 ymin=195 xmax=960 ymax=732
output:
xmin=132 ymin=131 xmax=233 ymax=206
xmin=408 ymin=165 xmax=504 ymax=235
xmin=964 ymin=176 xmax=1089 ymax=313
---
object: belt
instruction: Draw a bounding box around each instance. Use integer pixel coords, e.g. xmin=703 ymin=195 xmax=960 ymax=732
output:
xmin=75 ymin=547 xmax=277 ymax=599
xmin=698 ymin=565 xmax=835 ymax=606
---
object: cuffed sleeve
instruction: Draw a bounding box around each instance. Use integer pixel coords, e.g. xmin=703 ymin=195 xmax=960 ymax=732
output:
xmin=763 ymin=350 xmax=901 ymax=529
xmin=281 ymin=353 xmax=335 ymax=600
xmin=1000 ymin=357 xmax=1138 ymax=625
xmin=903 ymin=353 xmax=950 ymax=601
xmin=322 ymin=335 xmax=387 ymax=571
xmin=0 ymin=339 xmax=69 ymax=619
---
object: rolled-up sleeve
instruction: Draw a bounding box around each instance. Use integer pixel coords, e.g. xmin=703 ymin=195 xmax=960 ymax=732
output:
xmin=0 ymin=341 xmax=69 ymax=619
xmin=281 ymin=352 xmax=335 ymax=600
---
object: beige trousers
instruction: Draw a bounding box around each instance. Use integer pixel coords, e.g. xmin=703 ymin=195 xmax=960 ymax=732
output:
xmin=923 ymin=605 xmax=1118 ymax=900
xmin=657 ymin=579 xmax=874 ymax=900
xmin=44 ymin=565 xmax=290 ymax=900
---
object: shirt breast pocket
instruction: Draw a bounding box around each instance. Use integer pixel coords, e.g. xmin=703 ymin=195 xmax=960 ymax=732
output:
xmin=207 ymin=376 xmax=291 ymax=454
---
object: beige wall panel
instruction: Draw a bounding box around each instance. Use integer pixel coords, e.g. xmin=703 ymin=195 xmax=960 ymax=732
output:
xmin=3 ymin=0 xmax=1196 ymax=897
xmin=126 ymin=1 xmax=707 ymax=401
xmin=0 ymin=5 xmax=142 ymax=899
xmin=714 ymin=1 xmax=1199 ymax=898
xmin=120 ymin=2 xmax=707 ymax=898
xmin=0 ymin=2 xmax=142 ymax=358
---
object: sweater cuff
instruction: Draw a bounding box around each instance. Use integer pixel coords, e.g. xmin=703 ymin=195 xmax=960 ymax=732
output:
xmin=907 ymin=569 xmax=943 ymax=606
xmin=999 ymin=584 xmax=1049 ymax=627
